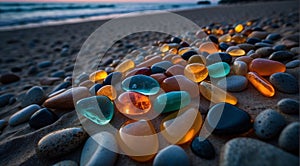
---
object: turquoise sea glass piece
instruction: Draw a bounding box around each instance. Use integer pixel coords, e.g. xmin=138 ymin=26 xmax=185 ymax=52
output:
xmin=207 ymin=62 xmax=230 ymax=78
xmin=154 ymin=91 xmax=191 ymax=114
xmin=121 ymin=74 xmax=160 ymax=95
xmin=76 ymin=96 xmax=114 ymax=125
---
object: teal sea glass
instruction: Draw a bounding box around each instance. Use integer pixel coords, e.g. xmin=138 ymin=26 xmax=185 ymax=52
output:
xmin=121 ymin=75 xmax=160 ymax=95
xmin=207 ymin=62 xmax=230 ymax=78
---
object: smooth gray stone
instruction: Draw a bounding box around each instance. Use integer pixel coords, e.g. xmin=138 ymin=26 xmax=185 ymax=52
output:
xmin=220 ymin=138 xmax=299 ymax=166
xmin=80 ymin=132 xmax=118 ymax=166
xmin=269 ymin=72 xmax=299 ymax=94
xmin=279 ymin=122 xmax=299 ymax=153
xmin=153 ymin=145 xmax=190 ymax=166
xmin=53 ymin=160 xmax=78 ymax=166
xmin=0 ymin=94 xmax=14 ymax=107
xmin=277 ymin=98 xmax=299 ymax=114
xmin=217 ymin=75 xmax=248 ymax=92
xmin=9 ymin=104 xmax=41 ymax=126
xmin=285 ymin=59 xmax=300 ymax=69
xmin=254 ymin=109 xmax=286 ymax=139
xmin=21 ymin=86 xmax=45 ymax=107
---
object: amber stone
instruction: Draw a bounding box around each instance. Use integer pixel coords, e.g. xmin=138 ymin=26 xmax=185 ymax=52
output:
xmin=115 ymin=59 xmax=135 ymax=73
xmin=249 ymin=58 xmax=286 ymax=76
xmin=160 ymin=43 xmax=179 ymax=53
xmin=199 ymin=81 xmax=238 ymax=105
xmin=150 ymin=73 xmax=167 ymax=84
xmin=231 ymin=34 xmax=246 ymax=44
xmin=115 ymin=91 xmax=151 ymax=116
xmin=165 ymin=64 xmax=185 ymax=76
xmin=235 ymin=56 xmax=253 ymax=65
xmin=233 ymin=61 xmax=248 ymax=76
xmin=178 ymin=47 xmax=192 ymax=55
xmin=125 ymin=67 xmax=152 ymax=77
xmin=169 ymin=48 xmax=178 ymax=54
xmin=161 ymin=75 xmax=199 ymax=98
xmin=226 ymin=46 xmax=246 ymax=56
xmin=246 ymin=72 xmax=275 ymax=97
xmin=218 ymin=34 xmax=231 ymax=43
xmin=171 ymin=56 xmax=187 ymax=66
xmin=117 ymin=120 xmax=158 ymax=162
xmin=199 ymin=42 xmax=219 ymax=54
xmin=161 ymin=108 xmax=202 ymax=144
xmin=136 ymin=56 xmax=162 ymax=68
xmin=96 ymin=85 xmax=117 ymax=100
xmin=187 ymin=55 xmax=206 ymax=65
xmin=89 ymin=70 xmax=108 ymax=83
xmin=234 ymin=24 xmax=244 ymax=33
xmin=184 ymin=63 xmax=208 ymax=83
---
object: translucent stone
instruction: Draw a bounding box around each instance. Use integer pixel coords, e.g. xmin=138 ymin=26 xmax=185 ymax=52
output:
xmin=178 ymin=47 xmax=192 ymax=55
xmin=235 ymin=24 xmax=244 ymax=33
xmin=246 ymin=72 xmax=275 ymax=97
xmin=122 ymin=75 xmax=160 ymax=95
xmin=218 ymin=34 xmax=231 ymax=43
xmin=161 ymin=108 xmax=202 ymax=144
xmin=165 ymin=64 xmax=185 ymax=76
xmin=184 ymin=63 xmax=208 ymax=83
xmin=207 ymin=62 xmax=230 ymax=78
xmin=115 ymin=59 xmax=135 ymax=73
xmin=231 ymin=34 xmax=246 ymax=44
xmin=187 ymin=55 xmax=206 ymax=65
xmin=160 ymin=43 xmax=170 ymax=53
xmin=115 ymin=91 xmax=151 ymax=115
xmin=96 ymin=85 xmax=117 ymax=100
xmin=226 ymin=46 xmax=246 ymax=56
xmin=199 ymin=81 xmax=238 ymax=105
xmin=76 ymin=96 xmax=114 ymax=125
xmin=233 ymin=61 xmax=248 ymax=76
xmin=136 ymin=56 xmax=162 ymax=68
xmin=89 ymin=70 xmax=108 ymax=83
xmin=199 ymin=42 xmax=219 ymax=54
xmin=153 ymin=91 xmax=191 ymax=114
xmin=249 ymin=58 xmax=286 ymax=76
xmin=117 ymin=120 xmax=158 ymax=162
xmin=169 ymin=48 xmax=178 ymax=54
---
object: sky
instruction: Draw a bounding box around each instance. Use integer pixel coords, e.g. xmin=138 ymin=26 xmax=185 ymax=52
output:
xmin=0 ymin=0 xmax=218 ymax=3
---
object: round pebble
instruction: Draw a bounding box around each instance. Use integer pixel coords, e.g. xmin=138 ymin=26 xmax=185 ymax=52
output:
xmin=217 ymin=75 xmax=248 ymax=92
xmin=29 ymin=108 xmax=58 ymax=129
xmin=0 ymin=94 xmax=14 ymax=107
xmin=151 ymin=61 xmax=173 ymax=74
xmin=278 ymin=122 xmax=299 ymax=153
xmin=191 ymin=137 xmax=215 ymax=159
xmin=153 ymin=145 xmax=190 ymax=166
xmin=38 ymin=61 xmax=52 ymax=68
xmin=269 ymin=51 xmax=295 ymax=61
xmin=269 ymin=72 xmax=299 ymax=94
xmin=255 ymin=47 xmax=274 ymax=58
xmin=9 ymin=104 xmax=41 ymax=126
xmin=277 ymin=98 xmax=299 ymax=114
xmin=254 ymin=109 xmax=286 ymax=139
xmin=285 ymin=59 xmax=300 ymax=69
xmin=21 ymin=86 xmax=45 ymax=108
xmin=232 ymin=61 xmax=248 ymax=76
xmin=0 ymin=73 xmax=20 ymax=84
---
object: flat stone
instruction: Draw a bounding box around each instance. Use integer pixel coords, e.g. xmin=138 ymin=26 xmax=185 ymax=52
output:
xmin=37 ymin=127 xmax=88 ymax=158
xmin=217 ymin=75 xmax=248 ymax=92
xmin=285 ymin=59 xmax=300 ymax=68
xmin=206 ymin=103 xmax=251 ymax=134
xmin=0 ymin=73 xmax=20 ymax=84
xmin=220 ymin=138 xmax=299 ymax=166
xmin=40 ymin=77 xmax=60 ymax=85
xmin=277 ymin=98 xmax=299 ymax=114
xmin=207 ymin=62 xmax=230 ymax=78
xmin=269 ymin=51 xmax=295 ymax=61
xmin=9 ymin=104 xmax=41 ymax=126
xmin=248 ymin=31 xmax=269 ymax=39
xmin=122 ymin=75 xmax=160 ymax=95
xmin=50 ymin=81 xmax=71 ymax=94
xmin=253 ymin=109 xmax=286 ymax=139
xmin=21 ymin=86 xmax=45 ymax=108
xmin=51 ymin=70 xmax=65 ymax=78
xmin=191 ymin=137 xmax=215 ymax=159
xmin=237 ymin=43 xmax=255 ymax=52
xmin=255 ymin=47 xmax=274 ymax=57
xmin=29 ymin=108 xmax=58 ymax=129
xmin=0 ymin=94 xmax=14 ymax=107
xmin=153 ymin=145 xmax=190 ymax=166
xmin=80 ymin=132 xmax=118 ymax=166
xmin=52 ymin=160 xmax=77 ymax=166
xmin=269 ymin=72 xmax=299 ymax=94
xmin=38 ymin=61 xmax=52 ymax=68
xmin=278 ymin=122 xmax=299 ymax=153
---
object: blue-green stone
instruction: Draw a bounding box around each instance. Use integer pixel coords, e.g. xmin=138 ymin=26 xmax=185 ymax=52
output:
xmin=76 ymin=96 xmax=114 ymax=125
xmin=121 ymin=74 xmax=160 ymax=95
xmin=154 ymin=91 xmax=191 ymax=114
xmin=207 ymin=62 xmax=230 ymax=78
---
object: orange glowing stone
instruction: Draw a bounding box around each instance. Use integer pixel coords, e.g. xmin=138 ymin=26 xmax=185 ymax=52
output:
xmin=249 ymin=58 xmax=286 ymax=76
xmin=161 ymin=108 xmax=202 ymax=144
xmin=96 ymin=85 xmax=117 ymax=100
xmin=117 ymin=120 xmax=158 ymax=162
xmin=231 ymin=34 xmax=246 ymax=44
xmin=246 ymin=72 xmax=275 ymax=97
xmin=160 ymin=43 xmax=170 ymax=53
xmin=218 ymin=34 xmax=232 ymax=43
xmin=235 ymin=24 xmax=244 ymax=33
xmin=89 ymin=70 xmax=108 ymax=83
xmin=115 ymin=91 xmax=151 ymax=116
xmin=115 ymin=59 xmax=135 ymax=73
xmin=199 ymin=42 xmax=219 ymax=54
xmin=199 ymin=81 xmax=238 ymax=105
xmin=226 ymin=46 xmax=246 ymax=56
xmin=184 ymin=63 xmax=208 ymax=83
xmin=169 ymin=48 xmax=178 ymax=54
xmin=178 ymin=47 xmax=192 ymax=55
xmin=187 ymin=55 xmax=206 ymax=65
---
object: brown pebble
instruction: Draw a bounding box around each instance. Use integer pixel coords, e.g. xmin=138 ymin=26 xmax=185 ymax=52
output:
xmin=40 ymin=77 xmax=61 ymax=85
xmin=165 ymin=64 xmax=185 ymax=76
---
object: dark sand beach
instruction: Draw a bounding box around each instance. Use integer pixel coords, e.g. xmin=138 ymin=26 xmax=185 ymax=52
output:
xmin=0 ymin=1 xmax=299 ymax=166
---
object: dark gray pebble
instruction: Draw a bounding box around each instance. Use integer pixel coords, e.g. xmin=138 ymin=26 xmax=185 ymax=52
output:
xmin=278 ymin=122 xmax=299 ymax=153
xmin=217 ymin=75 xmax=248 ymax=92
xmin=0 ymin=94 xmax=14 ymax=107
xmin=153 ymin=145 xmax=190 ymax=166
xmin=21 ymin=86 xmax=45 ymax=107
xmin=191 ymin=137 xmax=215 ymax=159
xmin=269 ymin=51 xmax=295 ymax=61
xmin=269 ymin=72 xmax=299 ymax=94
xmin=285 ymin=59 xmax=300 ymax=69
xmin=29 ymin=108 xmax=58 ymax=129
xmin=277 ymin=98 xmax=299 ymax=114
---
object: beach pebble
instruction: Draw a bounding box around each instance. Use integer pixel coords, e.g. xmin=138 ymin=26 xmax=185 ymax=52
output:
xmin=217 ymin=75 xmax=248 ymax=92
xmin=266 ymin=33 xmax=281 ymax=41
xmin=220 ymin=138 xmax=299 ymax=166
xmin=0 ymin=94 xmax=14 ymax=107
xmin=29 ymin=108 xmax=58 ymax=129
xmin=44 ymin=87 xmax=91 ymax=110
xmin=151 ymin=61 xmax=173 ymax=74
xmin=9 ymin=104 xmax=41 ymax=126
xmin=103 ymin=72 xmax=123 ymax=86
xmin=237 ymin=43 xmax=255 ymax=52
xmin=21 ymin=86 xmax=45 ymax=108
xmin=80 ymin=132 xmax=118 ymax=166
xmin=247 ymin=37 xmax=261 ymax=44
xmin=206 ymin=103 xmax=251 ymax=134
xmin=0 ymin=119 xmax=7 ymax=130
xmin=290 ymin=47 xmax=299 ymax=54
xmin=52 ymin=160 xmax=77 ymax=166
xmin=285 ymin=59 xmax=300 ymax=68
xmin=255 ymin=47 xmax=274 ymax=57
xmin=273 ymin=44 xmax=286 ymax=51
xmin=277 ymin=98 xmax=299 ymax=114
xmin=50 ymin=81 xmax=72 ymax=94
xmin=181 ymin=50 xmax=198 ymax=60
xmin=51 ymin=70 xmax=65 ymax=78
xmin=89 ymin=83 xmax=103 ymax=95
xmin=278 ymin=122 xmax=299 ymax=153
xmin=249 ymin=31 xmax=269 ymax=39
xmin=40 ymin=77 xmax=61 ymax=85
xmin=60 ymin=47 xmax=69 ymax=57
xmin=191 ymin=137 xmax=215 ymax=159
xmin=37 ymin=127 xmax=88 ymax=158
xmin=28 ymin=66 xmax=38 ymax=75
xmin=153 ymin=145 xmax=190 ymax=166
xmin=269 ymin=72 xmax=299 ymax=94
xmin=0 ymin=73 xmax=20 ymax=84
xmin=206 ymin=52 xmax=232 ymax=65
xmin=269 ymin=51 xmax=294 ymax=61
xmin=254 ymin=109 xmax=286 ymax=139
xmin=38 ymin=61 xmax=52 ymax=68
xmin=232 ymin=61 xmax=248 ymax=76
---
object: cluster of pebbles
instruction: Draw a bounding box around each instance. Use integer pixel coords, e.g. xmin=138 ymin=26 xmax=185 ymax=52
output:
xmin=0 ymin=8 xmax=299 ymax=166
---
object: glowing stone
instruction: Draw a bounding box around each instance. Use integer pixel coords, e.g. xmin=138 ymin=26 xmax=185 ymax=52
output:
xmin=184 ymin=63 xmax=208 ymax=83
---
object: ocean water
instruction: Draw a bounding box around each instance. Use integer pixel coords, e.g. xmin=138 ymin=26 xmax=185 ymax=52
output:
xmin=0 ymin=2 xmax=214 ymax=28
